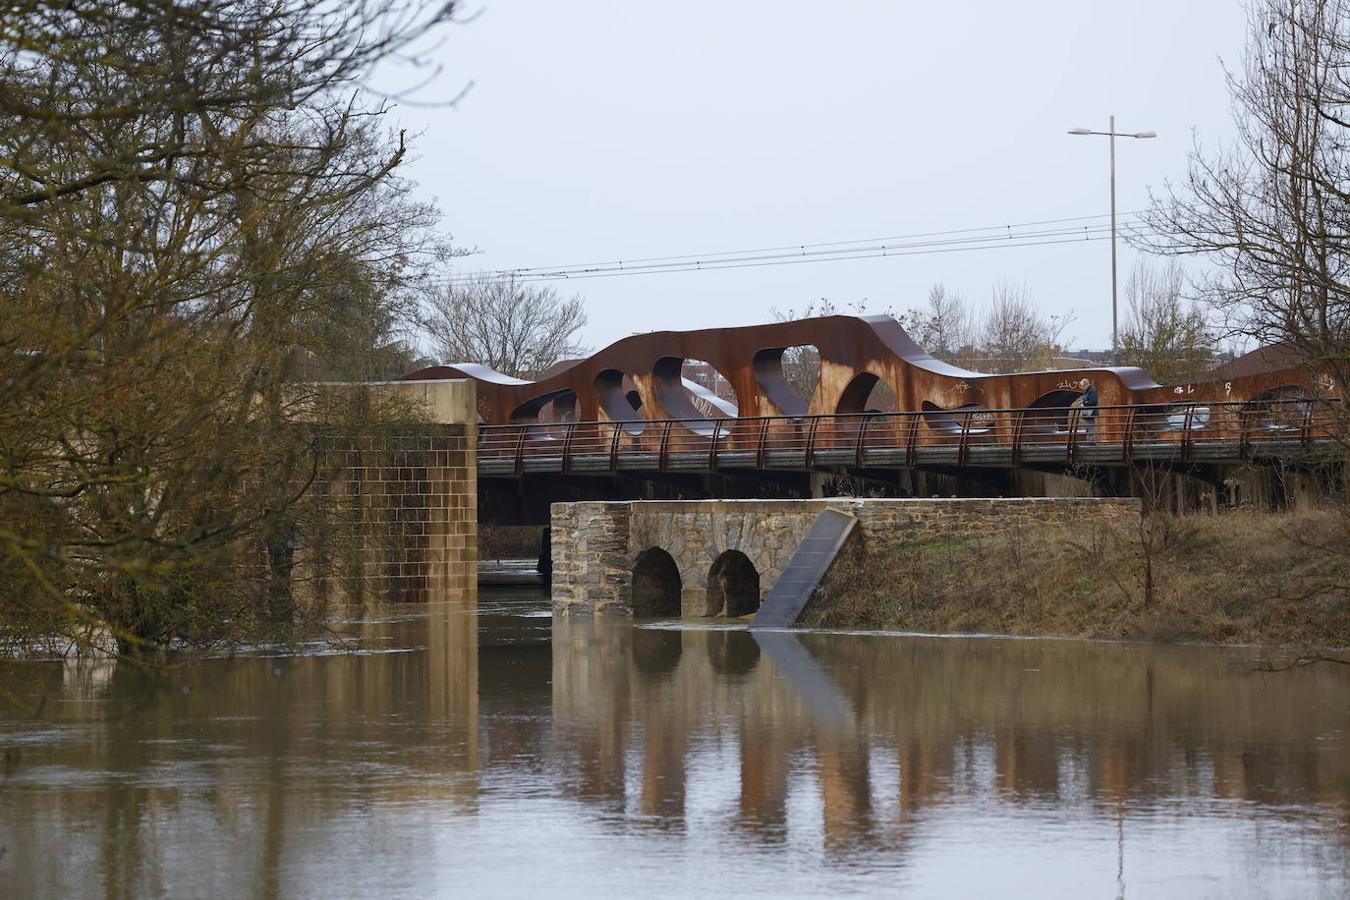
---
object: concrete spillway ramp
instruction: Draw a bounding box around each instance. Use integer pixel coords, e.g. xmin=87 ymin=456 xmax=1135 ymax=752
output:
xmin=749 ymin=508 xmax=857 ymax=630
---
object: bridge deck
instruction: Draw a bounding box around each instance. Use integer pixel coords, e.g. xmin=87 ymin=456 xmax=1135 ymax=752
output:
xmin=478 ymin=401 xmax=1344 ymax=476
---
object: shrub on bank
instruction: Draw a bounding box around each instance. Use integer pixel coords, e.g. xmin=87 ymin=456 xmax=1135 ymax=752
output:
xmin=804 ymin=507 xmax=1350 ymax=647
xmin=479 ymin=525 xmax=544 ymax=562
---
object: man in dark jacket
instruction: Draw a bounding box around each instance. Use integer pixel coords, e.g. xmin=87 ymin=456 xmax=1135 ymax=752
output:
xmin=1078 ymin=378 xmax=1098 ymax=442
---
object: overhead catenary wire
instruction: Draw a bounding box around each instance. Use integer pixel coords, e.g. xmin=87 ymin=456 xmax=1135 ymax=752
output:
xmin=468 ymin=229 xmax=1153 ymax=283
xmin=478 ymin=210 xmax=1143 ymax=271
xmin=429 ymin=213 xmax=1152 ymax=286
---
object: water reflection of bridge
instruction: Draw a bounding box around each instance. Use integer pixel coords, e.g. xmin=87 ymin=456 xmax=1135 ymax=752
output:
xmin=6 ymin=608 xmax=1347 ymax=895
xmin=545 ymin=620 xmax=1348 ymax=852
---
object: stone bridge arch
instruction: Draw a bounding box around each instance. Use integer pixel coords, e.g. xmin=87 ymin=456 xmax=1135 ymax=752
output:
xmin=707 ymin=550 xmax=760 ymax=617
xmin=632 ymin=546 xmax=682 ymax=618
xmin=621 ymin=502 xmax=815 ymax=618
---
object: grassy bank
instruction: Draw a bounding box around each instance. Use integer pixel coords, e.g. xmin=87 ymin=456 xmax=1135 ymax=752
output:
xmin=804 ymin=507 xmax=1350 ymax=647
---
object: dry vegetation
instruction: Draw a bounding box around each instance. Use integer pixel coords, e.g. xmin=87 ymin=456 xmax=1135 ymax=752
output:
xmin=479 ymin=525 xmax=544 ymax=562
xmin=805 ymin=506 xmax=1350 ymax=647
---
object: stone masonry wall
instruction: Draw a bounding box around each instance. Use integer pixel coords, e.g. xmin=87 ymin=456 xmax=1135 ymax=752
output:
xmin=551 ymin=498 xmax=1139 ymax=617
xmin=551 ymin=501 xmax=633 ymax=615
xmin=300 ymin=380 xmax=477 ymax=606
xmin=311 ymin=425 xmax=475 ymax=604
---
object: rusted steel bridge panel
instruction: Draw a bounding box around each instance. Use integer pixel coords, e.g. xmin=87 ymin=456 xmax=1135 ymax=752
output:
xmin=405 ymin=315 xmax=1331 ymax=427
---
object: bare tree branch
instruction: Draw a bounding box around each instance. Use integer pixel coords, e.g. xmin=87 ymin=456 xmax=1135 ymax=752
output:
xmin=423 ymin=274 xmax=590 ymax=379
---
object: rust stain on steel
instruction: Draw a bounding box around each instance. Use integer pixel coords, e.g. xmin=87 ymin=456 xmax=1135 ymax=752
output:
xmin=403 ymin=315 xmax=1333 ymax=425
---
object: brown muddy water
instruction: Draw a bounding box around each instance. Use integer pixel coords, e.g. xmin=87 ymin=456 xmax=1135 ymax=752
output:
xmin=1 ymin=586 xmax=1347 ymax=898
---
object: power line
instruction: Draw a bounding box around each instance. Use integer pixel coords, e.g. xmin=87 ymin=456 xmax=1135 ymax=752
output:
xmin=476 ymin=230 xmax=1153 ymax=283
xmin=430 ymin=215 xmax=1152 ymax=286
xmin=465 ymin=211 xmax=1144 ymax=275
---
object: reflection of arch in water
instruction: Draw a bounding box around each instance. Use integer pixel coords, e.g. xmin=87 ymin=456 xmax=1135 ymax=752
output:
xmin=921 ymin=400 xmax=993 ymax=434
xmin=707 ymin=550 xmax=760 ymax=617
xmin=596 ymin=368 xmax=645 ymax=435
xmin=753 ymin=345 xmax=820 ymax=416
xmin=632 ymin=547 xmax=682 ymax=617
xmin=631 ymin=627 xmax=683 ymax=677
xmin=706 ymin=630 xmax=760 ymax=677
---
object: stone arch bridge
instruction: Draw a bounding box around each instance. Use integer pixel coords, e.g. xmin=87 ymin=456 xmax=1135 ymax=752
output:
xmin=551 ymin=498 xmax=1139 ymax=618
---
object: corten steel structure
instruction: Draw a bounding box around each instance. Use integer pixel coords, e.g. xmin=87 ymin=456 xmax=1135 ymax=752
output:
xmin=404 ymin=315 xmax=1342 ymax=477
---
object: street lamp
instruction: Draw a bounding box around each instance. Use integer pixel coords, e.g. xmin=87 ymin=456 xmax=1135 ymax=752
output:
xmin=1068 ymin=115 xmax=1156 ymax=363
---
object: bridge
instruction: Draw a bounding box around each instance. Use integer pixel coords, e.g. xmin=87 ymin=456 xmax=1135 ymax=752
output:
xmin=478 ymin=400 xmax=1343 ymax=477
xmin=403 ymin=315 xmax=1344 ymax=520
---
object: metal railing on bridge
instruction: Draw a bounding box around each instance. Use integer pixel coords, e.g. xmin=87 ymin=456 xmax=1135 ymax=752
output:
xmin=478 ymin=399 xmax=1345 ymax=476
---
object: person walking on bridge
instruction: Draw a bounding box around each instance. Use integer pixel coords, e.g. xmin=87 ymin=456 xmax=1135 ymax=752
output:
xmin=1078 ymin=378 xmax=1099 ymax=442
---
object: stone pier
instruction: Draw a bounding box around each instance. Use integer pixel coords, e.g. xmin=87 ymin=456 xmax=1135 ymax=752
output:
xmin=301 ymin=380 xmax=479 ymax=605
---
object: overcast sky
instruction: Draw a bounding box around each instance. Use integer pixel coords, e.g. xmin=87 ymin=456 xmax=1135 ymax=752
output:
xmin=391 ymin=1 xmax=1250 ymax=354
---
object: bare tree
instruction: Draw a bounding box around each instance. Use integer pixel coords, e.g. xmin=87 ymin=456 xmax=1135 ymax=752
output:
xmin=770 ymin=297 xmax=888 ymax=321
xmin=975 ymin=281 xmax=1072 ymax=373
xmin=0 ymin=1 xmax=459 ymax=653
xmin=770 ymin=299 xmax=888 ymax=403
xmin=1119 ymin=261 xmax=1217 ymax=384
xmin=1139 ymin=0 xmax=1350 ymax=398
xmin=424 ymin=274 xmax=589 ymax=378
xmin=899 ymin=284 xmax=973 ymax=364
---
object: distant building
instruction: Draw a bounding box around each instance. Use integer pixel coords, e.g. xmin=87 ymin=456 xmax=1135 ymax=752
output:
xmin=1064 ymin=349 xmax=1237 ymax=372
xmin=682 ymin=360 xmax=736 ymax=402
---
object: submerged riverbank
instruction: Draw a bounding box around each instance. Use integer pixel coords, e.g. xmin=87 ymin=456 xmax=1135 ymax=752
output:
xmin=804 ymin=506 xmax=1350 ymax=647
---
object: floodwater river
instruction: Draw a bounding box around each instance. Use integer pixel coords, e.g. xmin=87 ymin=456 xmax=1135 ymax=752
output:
xmin=1 ymin=587 xmax=1347 ymax=898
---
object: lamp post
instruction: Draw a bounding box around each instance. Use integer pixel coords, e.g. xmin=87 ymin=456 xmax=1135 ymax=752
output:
xmin=1068 ymin=116 xmax=1156 ymax=363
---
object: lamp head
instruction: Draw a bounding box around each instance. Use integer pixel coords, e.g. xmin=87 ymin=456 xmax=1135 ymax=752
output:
xmin=1133 ymin=130 xmax=1157 ymax=139
xmin=1067 ymin=128 xmax=1092 ymax=135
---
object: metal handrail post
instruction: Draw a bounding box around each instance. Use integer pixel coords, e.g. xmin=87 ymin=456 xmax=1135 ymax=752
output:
xmin=958 ymin=411 xmax=973 ymax=466
xmin=1180 ymin=403 xmax=1196 ymax=463
xmin=560 ymin=422 xmax=577 ymax=472
xmin=855 ymin=415 xmax=872 ymax=468
xmin=1122 ymin=406 xmax=1138 ymax=464
xmin=1066 ymin=406 xmax=1080 ymax=465
xmin=755 ymin=418 xmax=771 ymax=468
xmin=804 ymin=416 xmax=821 ymax=468
xmin=512 ymin=424 xmax=529 ymax=474
xmin=904 ymin=411 xmax=920 ymax=468
xmin=608 ymin=422 xmax=622 ymax=471
xmin=657 ymin=420 xmax=673 ymax=470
